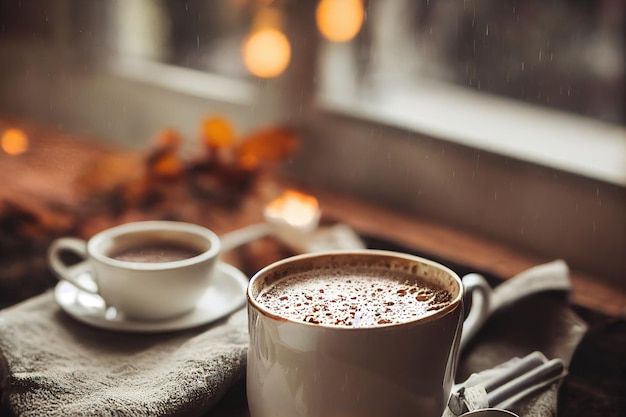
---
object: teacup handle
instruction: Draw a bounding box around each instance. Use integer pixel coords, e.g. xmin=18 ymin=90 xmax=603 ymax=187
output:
xmin=48 ymin=237 xmax=99 ymax=294
xmin=460 ymin=273 xmax=493 ymax=352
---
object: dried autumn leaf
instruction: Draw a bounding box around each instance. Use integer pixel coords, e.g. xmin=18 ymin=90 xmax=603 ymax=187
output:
xmin=201 ymin=116 xmax=236 ymax=148
xmin=77 ymin=152 xmax=146 ymax=195
xmin=155 ymin=128 xmax=182 ymax=149
xmin=148 ymin=152 xmax=184 ymax=179
xmin=146 ymin=129 xmax=184 ymax=179
xmin=237 ymin=126 xmax=298 ymax=167
xmin=76 ymin=151 xmax=152 ymax=206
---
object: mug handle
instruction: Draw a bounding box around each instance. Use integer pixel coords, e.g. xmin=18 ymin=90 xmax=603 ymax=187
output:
xmin=48 ymin=237 xmax=99 ymax=294
xmin=460 ymin=273 xmax=493 ymax=352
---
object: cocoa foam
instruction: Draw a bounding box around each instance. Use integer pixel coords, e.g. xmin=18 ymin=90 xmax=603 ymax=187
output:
xmin=256 ymin=266 xmax=452 ymax=327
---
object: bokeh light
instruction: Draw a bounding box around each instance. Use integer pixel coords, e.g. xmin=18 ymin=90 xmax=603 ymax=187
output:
xmin=265 ymin=190 xmax=320 ymax=227
xmin=242 ymin=28 xmax=291 ymax=78
xmin=1 ymin=128 xmax=29 ymax=155
xmin=316 ymin=0 xmax=364 ymax=43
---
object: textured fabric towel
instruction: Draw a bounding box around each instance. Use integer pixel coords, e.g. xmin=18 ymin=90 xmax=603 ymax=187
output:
xmin=0 ymin=260 xmax=589 ymax=417
xmin=456 ymin=261 xmax=588 ymax=417
xmin=0 ymin=292 xmax=248 ymax=417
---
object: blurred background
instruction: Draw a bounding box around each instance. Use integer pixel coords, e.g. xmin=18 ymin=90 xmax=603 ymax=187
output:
xmin=0 ymin=0 xmax=624 ymax=289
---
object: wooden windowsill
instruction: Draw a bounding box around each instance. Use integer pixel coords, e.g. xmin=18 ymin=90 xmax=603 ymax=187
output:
xmin=1 ymin=116 xmax=622 ymax=319
xmin=295 ymin=183 xmax=626 ymax=319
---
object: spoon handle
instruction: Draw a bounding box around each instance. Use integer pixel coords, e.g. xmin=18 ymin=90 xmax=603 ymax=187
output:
xmin=483 ymin=351 xmax=546 ymax=392
xmin=448 ymin=352 xmax=566 ymax=416
xmin=487 ymin=358 xmax=565 ymax=407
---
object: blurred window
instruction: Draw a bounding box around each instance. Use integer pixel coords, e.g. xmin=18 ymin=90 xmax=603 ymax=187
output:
xmin=316 ymin=0 xmax=625 ymax=184
xmin=353 ymin=0 xmax=624 ymax=126
xmin=1 ymin=0 xmax=624 ymax=182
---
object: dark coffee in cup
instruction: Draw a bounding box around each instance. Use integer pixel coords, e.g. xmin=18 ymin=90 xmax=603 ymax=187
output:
xmin=108 ymin=241 xmax=203 ymax=263
xmin=49 ymin=221 xmax=222 ymax=320
xmin=256 ymin=266 xmax=452 ymax=327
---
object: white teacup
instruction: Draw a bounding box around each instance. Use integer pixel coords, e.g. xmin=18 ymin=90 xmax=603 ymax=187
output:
xmin=246 ymin=250 xmax=492 ymax=417
xmin=48 ymin=221 xmax=222 ymax=321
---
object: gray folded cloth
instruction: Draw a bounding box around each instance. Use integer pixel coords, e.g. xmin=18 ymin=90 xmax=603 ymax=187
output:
xmin=0 ymin=260 xmax=589 ymax=417
xmin=457 ymin=274 xmax=588 ymax=417
xmin=0 ymin=292 xmax=248 ymax=417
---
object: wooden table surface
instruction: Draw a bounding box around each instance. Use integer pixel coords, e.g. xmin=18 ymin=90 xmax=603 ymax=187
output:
xmin=1 ymin=117 xmax=624 ymax=417
xmin=1 ymin=115 xmax=624 ymax=317
xmin=307 ymin=185 xmax=625 ymax=319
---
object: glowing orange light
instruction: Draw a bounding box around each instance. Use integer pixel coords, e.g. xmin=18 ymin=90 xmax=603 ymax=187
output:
xmin=1 ymin=128 xmax=29 ymax=155
xmin=265 ymin=190 xmax=320 ymax=227
xmin=316 ymin=0 xmax=364 ymax=43
xmin=201 ymin=116 xmax=235 ymax=148
xmin=242 ymin=28 xmax=291 ymax=78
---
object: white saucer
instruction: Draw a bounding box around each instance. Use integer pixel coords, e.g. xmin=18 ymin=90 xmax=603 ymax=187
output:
xmin=54 ymin=262 xmax=248 ymax=333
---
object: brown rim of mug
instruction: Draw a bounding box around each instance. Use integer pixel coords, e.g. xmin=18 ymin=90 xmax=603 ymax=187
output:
xmin=461 ymin=409 xmax=520 ymax=417
xmin=247 ymin=249 xmax=464 ymax=330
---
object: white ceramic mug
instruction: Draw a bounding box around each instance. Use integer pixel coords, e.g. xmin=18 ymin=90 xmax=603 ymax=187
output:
xmin=246 ymin=250 xmax=492 ymax=417
xmin=48 ymin=221 xmax=222 ymax=321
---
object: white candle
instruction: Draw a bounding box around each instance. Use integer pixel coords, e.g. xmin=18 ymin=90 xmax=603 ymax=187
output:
xmin=263 ymin=190 xmax=321 ymax=251
xmin=219 ymin=190 xmax=321 ymax=253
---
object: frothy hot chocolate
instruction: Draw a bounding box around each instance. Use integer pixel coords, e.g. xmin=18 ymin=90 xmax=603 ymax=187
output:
xmin=257 ymin=268 xmax=452 ymax=327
